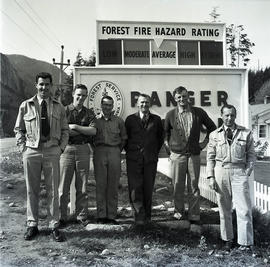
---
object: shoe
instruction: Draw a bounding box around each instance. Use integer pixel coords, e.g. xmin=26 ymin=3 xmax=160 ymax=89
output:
xmin=106 ymin=219 xmax=119 ymax=225
xmin=145 ymin=218 xmax=151 ymax=224
xmin=24 ymin=226 xmax=39 ymax=240
xmin=52 ymin=228 xmax=65 ymax=242
xmin=223 ymin=240 xmax=233 ymax=251
xmin=135 ymin=219 xmax=144 ymax=226
xmin=77 ymin=218 xmax=89 ymax=226
xmin=96 ymin=218 xmax=107 ymax=224
xmin=189 ymin=220 xmax=201 ymax=225
xmin=59 ymin=219 xmax=67 ymax=228
xmin=173 ymin=212 xmax=183 ymax=220
xmin=238 ymin=245 xmax=253 ymax=252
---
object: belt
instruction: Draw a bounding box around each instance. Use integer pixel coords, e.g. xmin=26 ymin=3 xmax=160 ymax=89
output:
xmin=216 ymin=161 xmax=246 ymax=168
xmin=171 ymin=151 xmax=192 ymax=157
xmin=95 ymin=144 xmax=119 ymax=148
xmin=68 ymin=141 xmax=88 ymax=145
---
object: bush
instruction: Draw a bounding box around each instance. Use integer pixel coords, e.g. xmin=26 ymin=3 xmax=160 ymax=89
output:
xmin=252 ymin=207 xmax=270 ymax=245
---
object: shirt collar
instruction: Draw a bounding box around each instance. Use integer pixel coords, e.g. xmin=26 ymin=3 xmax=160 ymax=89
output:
xmin=37 ymin=95 xmax=49 ymax=106
xmin=178 ymin=104 xmax=191 ymax=114
xmin=139 ymin=111 xmax=150 ymax=119
xmin=69 ymin=103 xmax=83 ymax=113
xmin=100 ymin=111 xmax=112 ymax=120
xmin=222 ymin=124 xmax=236 ymax=132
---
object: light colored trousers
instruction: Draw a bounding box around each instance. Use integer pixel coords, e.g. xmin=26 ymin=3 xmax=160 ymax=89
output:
xmin=215 ymin=165 xmax=253 ymax=246
xmin=23 ymin=145 xmax=61 ymax=229
xmin=170 ymin=152 xmax=201 ymax=221
xmin=59 ymin=144 xmax=90 ymax=221
xmin=93 ymin=146 xmax=121 ymax=219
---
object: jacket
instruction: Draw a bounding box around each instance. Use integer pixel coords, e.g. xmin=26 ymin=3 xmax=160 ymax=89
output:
xmin=206 ymin=124 xmax=256 ymax=177
xmin=14 ymin=95 xmax=69 ymax=151
xmin=125 ymin=112 xmax=164 ymax=163
xmin=164 ymin=106 xmax=216 ymax=155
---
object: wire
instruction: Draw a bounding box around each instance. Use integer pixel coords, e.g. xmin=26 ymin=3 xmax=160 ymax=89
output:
xmin=24 ymin=0 xmax=62 ymax=45
xmin=14 ymin=0 xmax=59 ymax=49
xmin=0 ymin=9 xmax=52 ymax=57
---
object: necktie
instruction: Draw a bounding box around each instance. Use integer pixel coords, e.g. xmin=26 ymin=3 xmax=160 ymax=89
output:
xmin=41 ymin=100 xmax=50 ymax=137
xmin=142 ymin=114 xmax=148 ymax=128
xmin=226 ymin=128 xmax=233 ymax=145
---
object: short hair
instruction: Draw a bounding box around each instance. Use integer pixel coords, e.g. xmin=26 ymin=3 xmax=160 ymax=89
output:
xmin=221 ymin=104 xmax=237 ymax=115
xmin=36 ymin=72 xmax=52 ymax=83
xmin=101 ymin=95 xmax=114 ymax=104
xmin=173 ymin=86 xmax=188 ymax=97
xmin=138 ymin=93 xmax=151 ymax=101
xmin=73 ymin=84 xmax=88 ymax=93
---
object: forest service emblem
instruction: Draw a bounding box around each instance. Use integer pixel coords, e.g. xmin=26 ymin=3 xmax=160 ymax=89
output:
xmin=88 ymin=81 xmax=124 ymax=116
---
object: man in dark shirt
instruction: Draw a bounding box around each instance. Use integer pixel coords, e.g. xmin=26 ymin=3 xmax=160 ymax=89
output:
xmin=164 ymin=86 xmax=216 ymax=223
xmin=59 ymin=84 xmax=96 ymax=225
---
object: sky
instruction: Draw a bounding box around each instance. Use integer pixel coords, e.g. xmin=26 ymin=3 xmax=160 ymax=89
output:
xmin=1 ymin=0 xmax=270 ymax=74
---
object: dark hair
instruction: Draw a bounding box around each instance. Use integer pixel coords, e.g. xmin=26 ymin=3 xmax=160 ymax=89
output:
xmin=35 ymin=72 xmax=52 ymax=83
xmin=101 ymin=95 xmax=114 ymax=104
xmin=173 ymin=86 xmax=187 ymax=97
xmin=138 ymin=93 xmax=151 ymax=101
xmin=221 ymin=104 xmax=237 ymax=115
xmin=73 ymin=84 xmax=88 ymax=93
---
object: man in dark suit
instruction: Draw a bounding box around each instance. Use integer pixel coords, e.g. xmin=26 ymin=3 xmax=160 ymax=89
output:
xmin=125 ymin=94 xmax=164 ymax=225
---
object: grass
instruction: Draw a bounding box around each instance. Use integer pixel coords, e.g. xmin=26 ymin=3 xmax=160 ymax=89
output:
xmin=0 ymin=150 xmax=24 ymax=174
xmin=1 ymin=148 xmax=270 ymax=266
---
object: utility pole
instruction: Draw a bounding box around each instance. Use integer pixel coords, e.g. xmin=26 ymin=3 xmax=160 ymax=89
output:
xmin=52 ymin=45 xmax=70 ymax=102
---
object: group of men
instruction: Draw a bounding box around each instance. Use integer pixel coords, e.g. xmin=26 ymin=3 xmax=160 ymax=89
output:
xmin=14 ymin=72 xmax=256 ymax=252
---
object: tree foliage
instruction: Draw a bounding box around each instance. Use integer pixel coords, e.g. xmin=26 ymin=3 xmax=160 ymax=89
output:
xmin=249 ymin=67 xmax=270 ymax=103
xmin=226 ymin=24 xmax=255 ymax=67
xmin=209 ymin=7 xmax=255 ymax=67
xmin=73 ymin=50 xmax=96 ymax=66
xmin=61 ymin=50 xmax=96 ymax=106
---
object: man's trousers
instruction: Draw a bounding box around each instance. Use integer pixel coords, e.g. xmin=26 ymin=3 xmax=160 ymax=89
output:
xmin=214 ymin=165 xmax=253 ymax=246
xmin=170 ymin=152 xmax=201 ymax=221
xmin=93 ymin=146 xmax=121 ymax=220
xmin=59 ymin=144 xmax=90 ymax=221
xmin=23 ymin=145 xmax=61 ymax=229
xmin=127 ymin=158 xmax=157 ymax=222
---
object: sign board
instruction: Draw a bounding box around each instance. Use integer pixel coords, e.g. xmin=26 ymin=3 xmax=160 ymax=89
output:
xmin=74 ymin=67 xmax=248 ymax=128
xmin=97 ymin=21 xmax=226 ymax=66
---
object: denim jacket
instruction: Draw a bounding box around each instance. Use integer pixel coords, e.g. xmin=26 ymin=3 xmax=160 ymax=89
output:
xmin=206 ymin=124 xmax=256 ymax=177
xmin=14 ymin=95 xmax=69 ymax=151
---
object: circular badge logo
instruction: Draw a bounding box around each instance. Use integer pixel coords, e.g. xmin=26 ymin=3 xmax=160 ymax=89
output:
xmin=88 ymin=81 xmax=124 ymax=117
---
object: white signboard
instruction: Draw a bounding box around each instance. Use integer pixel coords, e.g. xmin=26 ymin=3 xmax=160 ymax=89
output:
xmin=75 ymin=67 xmax=248 ymax=128
xmin=97 ymin=21 xmax=225 ymax=42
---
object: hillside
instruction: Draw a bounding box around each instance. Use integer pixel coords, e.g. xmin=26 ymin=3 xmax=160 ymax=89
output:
xmin=0 ymin=53 xmax=68 ymax=137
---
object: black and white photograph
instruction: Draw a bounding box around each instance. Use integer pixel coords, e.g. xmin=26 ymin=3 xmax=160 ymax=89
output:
xmin=0 ymin=0 xmax=270 ymax=266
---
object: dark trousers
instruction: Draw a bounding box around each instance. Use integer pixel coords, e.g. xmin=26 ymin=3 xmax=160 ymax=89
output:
xmin=127 ymin=158 xmax=157 ymax=221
